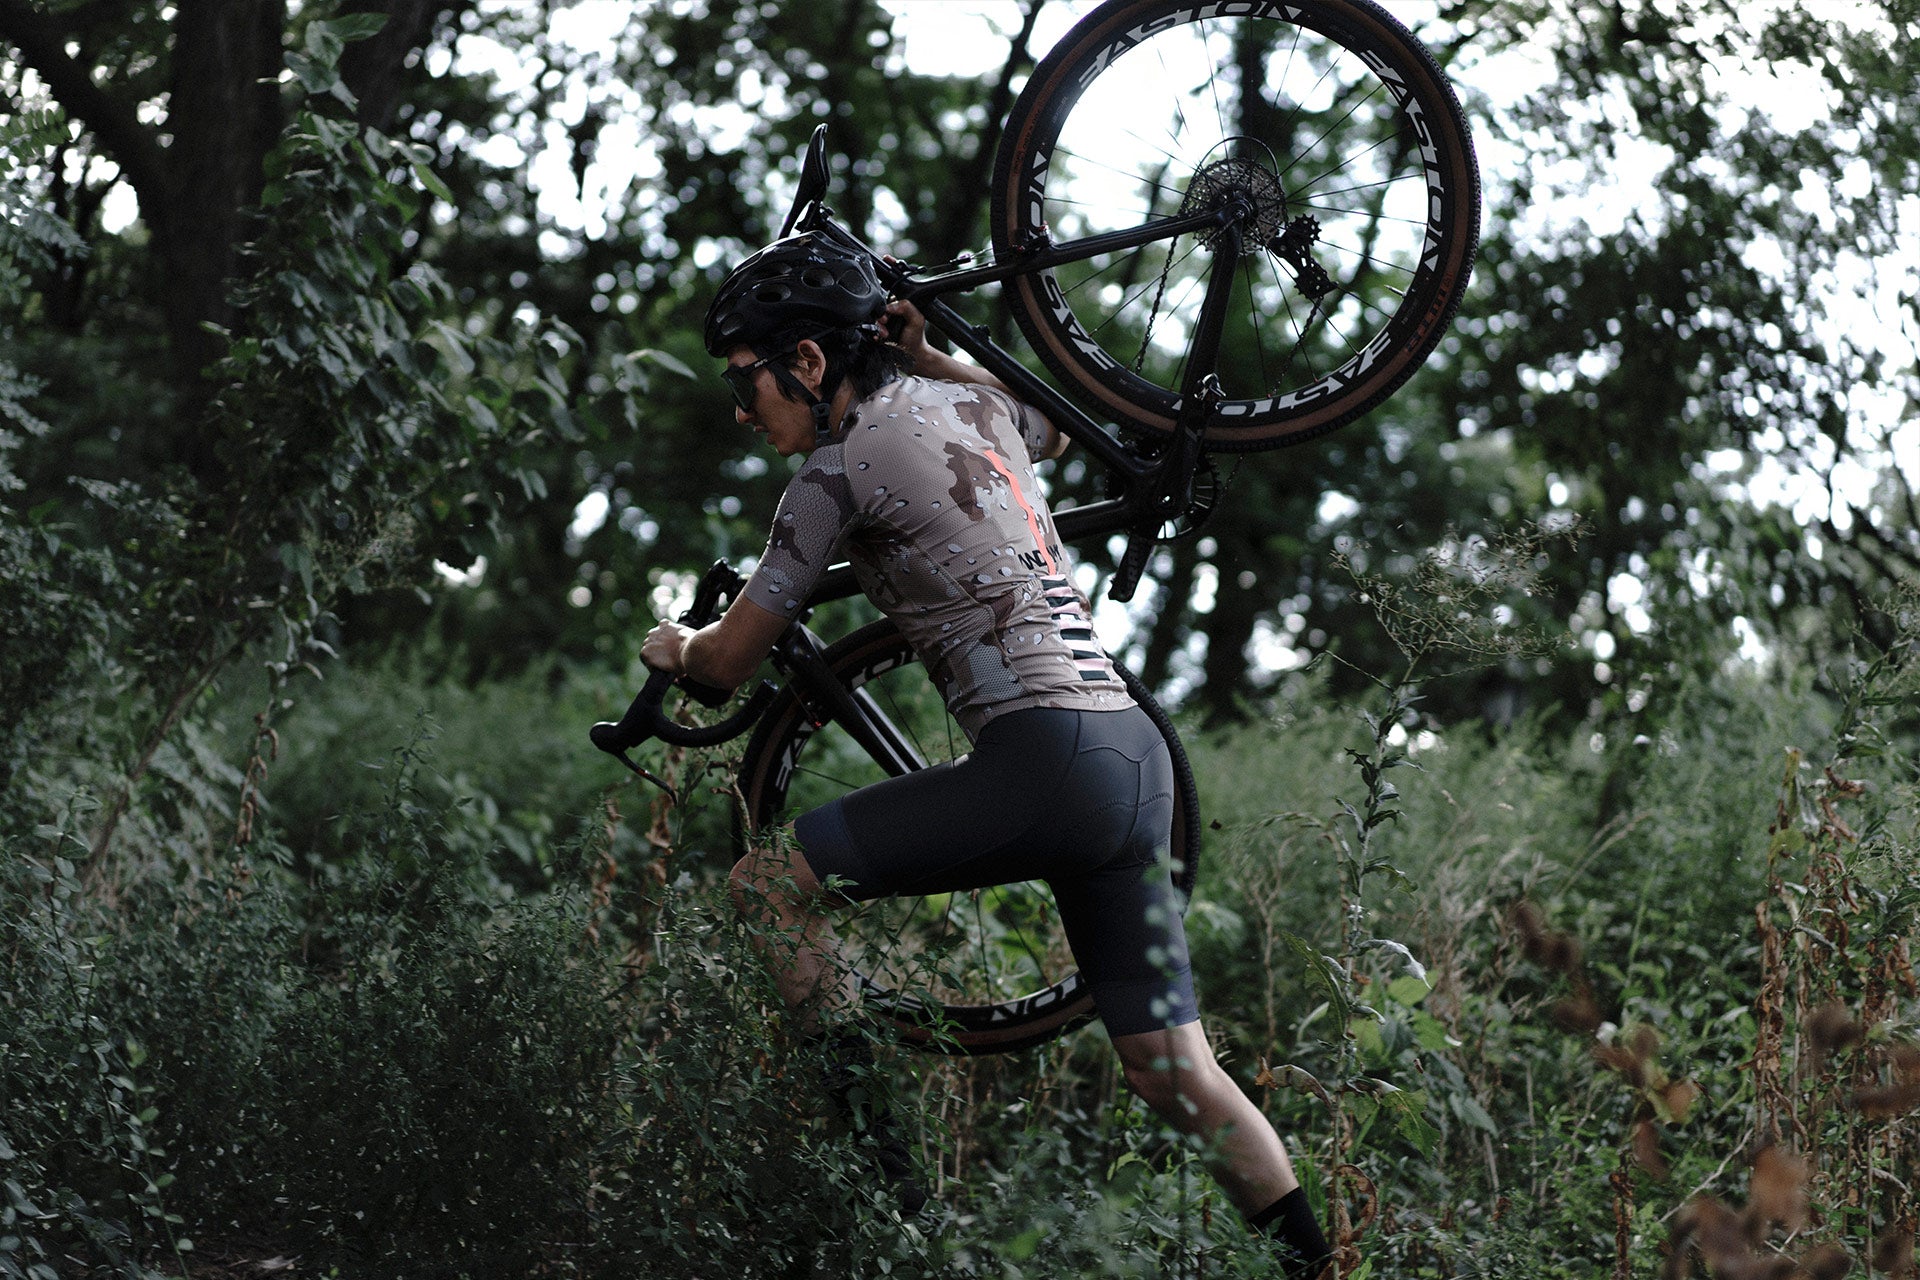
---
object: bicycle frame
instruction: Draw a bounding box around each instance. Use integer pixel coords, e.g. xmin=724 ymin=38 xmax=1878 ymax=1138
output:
xmin=768 ymin=119 xmax=1252 ymax=609
xmin=593 ymin=0 xmax=1479 ymax=1052
xmin=593 ymin=126 xmax=1254 ymax=775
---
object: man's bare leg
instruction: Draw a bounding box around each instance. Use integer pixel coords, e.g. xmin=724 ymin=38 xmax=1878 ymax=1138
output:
xmin=728 ymin=830 xmax=853 ymax=1030
xmin=729 ymin=833 xmax=927 ymax=1213
xmin=1112 ymin=1020 xmax=1332 ymax=1277
xmin=1111 ymin=1020 xmax=1298 ymax=1210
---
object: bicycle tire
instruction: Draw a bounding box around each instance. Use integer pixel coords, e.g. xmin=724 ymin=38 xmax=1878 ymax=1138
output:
xmin=735 ymin=618 xmax=1201 ymax=1056
xmin=990 ymin=0 xmax=1479 ymax=451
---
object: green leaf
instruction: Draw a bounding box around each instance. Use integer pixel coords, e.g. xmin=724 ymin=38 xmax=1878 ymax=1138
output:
xmin=325 ymin=12 xmax=390 ymax=42
xmin=1004 ymin=1226 xmax=1045 ymax=1261
xmin=467 ymin=395 xmax=500 ymax=434
xmin=1449 ymin=1093 xmax=1498 ymax=1134
xmin=633 ymin=347 xmax=698 ymax=380
xmin=284 ymin=51 xmax=338 ymax=96
xmin=429 ymin=322 xmax=477 ymax=377
xmin=1412 ymin=1010 xmax=1456 ymax=1052
xmin=280 ymin=543 xmax=314 ymax=593
xmin=1349 ymin=1015 xmax=1385 ymax=1055
xmin=1380 ymin=1088 xmax=1439 ymax=1158
xmin=1360 ymin=938 xmax=1427 ymax=984
xmin=412 ymin=160 xmax=454 ymax=206
xmin=302 ymin=21 xmax=344 ymax=64
xmin=1386 ymin=973 xmax=1432 ymax=1006
xmin=1285 ymin=933 xmax=1353 ymax=1025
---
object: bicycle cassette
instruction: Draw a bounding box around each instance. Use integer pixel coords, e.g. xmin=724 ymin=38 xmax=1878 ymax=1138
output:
xmin=1183 ymin=150 xmax=1289 ymax=250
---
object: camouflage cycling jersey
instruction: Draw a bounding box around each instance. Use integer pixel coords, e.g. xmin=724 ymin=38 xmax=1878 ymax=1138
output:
xmin=742 ymin=375 xmax=1133 ymax=738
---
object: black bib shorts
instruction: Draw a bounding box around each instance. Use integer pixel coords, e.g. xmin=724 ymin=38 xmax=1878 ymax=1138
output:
xmin=793 ymin=703 xmax=1199 ymax=1038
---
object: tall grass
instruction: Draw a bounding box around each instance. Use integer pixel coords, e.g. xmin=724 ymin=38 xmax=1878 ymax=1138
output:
xmin=2 ymin=628 xmax=1914 ymax=1278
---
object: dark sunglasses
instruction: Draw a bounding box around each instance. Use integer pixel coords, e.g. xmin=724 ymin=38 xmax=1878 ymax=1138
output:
xmin=721 ymin=352 xmax=782 ymax=414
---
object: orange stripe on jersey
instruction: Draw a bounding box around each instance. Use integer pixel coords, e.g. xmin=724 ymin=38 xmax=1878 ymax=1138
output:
xmin=980 ymin=448 xmax=1057 ymax=576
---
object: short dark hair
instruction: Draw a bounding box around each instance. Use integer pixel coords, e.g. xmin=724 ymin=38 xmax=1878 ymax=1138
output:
xmin=761 ymin=325 xmax=911 ymax=407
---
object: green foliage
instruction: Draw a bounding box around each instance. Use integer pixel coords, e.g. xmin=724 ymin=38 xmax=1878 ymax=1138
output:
xmin=6 ymin=3 xmax=1920 ymax=1277
xmin=1 ymin=14 xmax=601 ymax=877
xmin=592 ymin=890 xmax=949 ymax=1279
xmin=2 ymin=741 xmax=628 ymax=1279
xmin=0 ymin=804 xmax=182 ymax=1280
xmin=0 ymin=103 xmax=120 ymax=807
xmin=1182 ymin=618 xmax=1918 ymax=1274
xmin=154 ymin=29 xmax=583 ymax=684
xmin=3 ymin=626 xmax=1917 ymax=1277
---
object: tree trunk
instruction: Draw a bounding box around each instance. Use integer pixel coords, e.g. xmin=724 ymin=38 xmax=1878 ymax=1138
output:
xmin=341 ymin=0 xmax=472 ymax=133
xmin=921 ymin=0 xmax=1041 ymax=265
xmin=1197 ymin=545 xmax=1261 ymax=727
xmin=160 ymin=0 xmax=288 ymax=406
xmin=1138 ymin=537 xmax=1198 ymax=693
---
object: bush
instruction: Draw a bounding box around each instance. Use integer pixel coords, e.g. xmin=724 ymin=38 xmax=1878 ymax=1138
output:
xmin=4 ymin=632 xmax=1914 ymax=1279
xmin=1 ymin=820 xmax=180 ymax=1280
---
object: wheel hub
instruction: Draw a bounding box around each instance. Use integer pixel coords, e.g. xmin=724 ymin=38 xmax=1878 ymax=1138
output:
xmin=1181 ymin=155 xmax=1289 ymax=248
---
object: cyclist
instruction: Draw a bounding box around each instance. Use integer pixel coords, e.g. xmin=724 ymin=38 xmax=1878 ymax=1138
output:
xmin=640 ymin=232 xmax=1333 ymax=1278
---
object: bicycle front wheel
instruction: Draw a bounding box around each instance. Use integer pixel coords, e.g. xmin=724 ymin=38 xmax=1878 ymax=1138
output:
xmin=735 ymin=619 xmax=1201 ymax=1055
xmin=991 ymin=0 xmax=1479 ymax=450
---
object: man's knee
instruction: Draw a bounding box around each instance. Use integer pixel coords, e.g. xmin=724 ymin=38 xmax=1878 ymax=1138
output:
xmin=729 ymin=839 xmax=821 ymax=913
xmin=1122 ymin=1060 xmax=1179 ymax=1114
xmin=1122 ymin=1054 xmax=1204 ymax=1119
xmin=1119 ymin=1034 xmax=1239 ymax=1123
xmin=727 ymin=853 xmax=762 ymax=914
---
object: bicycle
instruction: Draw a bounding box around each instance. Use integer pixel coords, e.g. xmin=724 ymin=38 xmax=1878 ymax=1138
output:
xmin=592 ymin=0 xmax=1480 ymax=1056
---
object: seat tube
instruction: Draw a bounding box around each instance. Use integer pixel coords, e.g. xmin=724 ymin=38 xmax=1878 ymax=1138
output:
xmin=1179 ymin=220 xmax=1244 ymax=404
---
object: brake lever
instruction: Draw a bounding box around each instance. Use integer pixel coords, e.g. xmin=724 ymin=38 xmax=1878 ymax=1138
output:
xmin=589 ymin=559 xmax=756 ymax=799
xmin=590 ymin=667 xmax=681 ymax=799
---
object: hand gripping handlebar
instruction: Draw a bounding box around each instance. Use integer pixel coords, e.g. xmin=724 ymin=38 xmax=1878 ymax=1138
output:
xmin=589 ymin=560 xmax=776 ymax=792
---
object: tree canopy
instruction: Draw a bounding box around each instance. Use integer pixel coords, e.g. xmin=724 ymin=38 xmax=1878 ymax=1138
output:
xmin=4 ymin=0 xmax=1917 ymax=806
xmin=4 ymin=6 xmax=1919 ymax=1272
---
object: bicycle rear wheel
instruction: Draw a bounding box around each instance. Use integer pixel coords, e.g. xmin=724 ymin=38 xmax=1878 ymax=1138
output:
xmin=991 ymin=0 xmax=1479 ymax=450
xmin=735 ymin=619 xmax=1201 ymax=1055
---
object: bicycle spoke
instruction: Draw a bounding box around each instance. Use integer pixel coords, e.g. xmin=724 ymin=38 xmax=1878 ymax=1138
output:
xmin=1241 ymin=249 xmax=1278 ymax=395
xmin=1260 ymin=243 xmax=1331 ymax=394
xmin=1150 ymin=24 xmax=1194 ymax=152
xmin=1157 ymin=265 xmax=1215 ymax=393
xmin=987 ymin=886 xmax=1059 ymax=994
xmin=969 ymin=889 xmax=998 ymax=995
xmin=1293 ymin=196 xmax=1428 ymax=234
xmin=1288 ymin=131 xmax=1408 ymax=207
xmin=871 ymin=674 xmax=934 ymax=765
xmin=1106 ymin=237 xmax=1205 ymax=355
xmin=997 ymin=0 xmax=1478 ymax=442
xmin=793 ymin=763 xmax=878 ymax=794
xmin=1060 ymin=247 xmax=1147 ymax=300
xmin=1314 ymin=234 xmax=1418 ymax=287
xmin=1084 ymin=242 xmax=1201 ymax=342
xmin=1051 ymin=143 xmax=1188 ymax=209
xmin=1275 ymin=79 xmax=1391 ymax=188
xmin=1202 ymin=18 xmax=1231 ymax=144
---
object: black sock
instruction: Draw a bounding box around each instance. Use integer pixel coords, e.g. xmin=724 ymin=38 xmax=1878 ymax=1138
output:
xmin=1248 ymin=1187 xmax=1333 ymax=1280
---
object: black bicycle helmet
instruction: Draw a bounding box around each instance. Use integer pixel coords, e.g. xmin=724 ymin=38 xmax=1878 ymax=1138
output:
xmin=703 ymin=233 xmax=887 ymax=357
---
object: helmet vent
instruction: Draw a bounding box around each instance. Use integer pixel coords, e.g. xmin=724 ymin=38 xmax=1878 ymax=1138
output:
xmin=702 ymin=232 xmax=888 ymax=357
